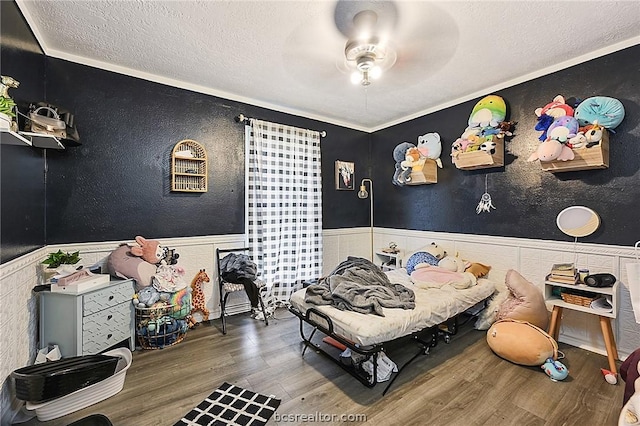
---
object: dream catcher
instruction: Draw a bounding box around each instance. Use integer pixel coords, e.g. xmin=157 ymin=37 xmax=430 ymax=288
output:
xmin=476 ymin=174 xmax=496 ymax=214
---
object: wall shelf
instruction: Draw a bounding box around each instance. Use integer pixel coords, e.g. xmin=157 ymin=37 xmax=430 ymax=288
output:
xmin=1 ymin=129 xmax=32 ymax=146
xmin=453 ymin=136 xmax=504 ymax=170
xmin=20 ymin=132 xmax=65 ymax=150
xmin=406 ymin=158 xmax=437 ymax=185
xmin=540 ymin=131 xmax=609 ymax=173
xmin=171 ymin=139 xmax=208 ymax=192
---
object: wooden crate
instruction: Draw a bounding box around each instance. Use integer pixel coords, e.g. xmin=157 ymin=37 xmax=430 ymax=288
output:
xmin=541 ymin=130 xmax=609 ymax=173
xmin=453 ymin=136 xmax=504 ymax=170
xmin=406 ymin=158 xmax=437 ymax=185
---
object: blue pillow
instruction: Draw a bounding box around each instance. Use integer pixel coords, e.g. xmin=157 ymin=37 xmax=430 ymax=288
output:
xmin=405 ymin=252 xmax=439 ymax=274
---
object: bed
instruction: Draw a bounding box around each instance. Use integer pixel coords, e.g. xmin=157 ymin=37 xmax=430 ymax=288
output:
xmin=288 ymin=267 xmax=496 ymax=394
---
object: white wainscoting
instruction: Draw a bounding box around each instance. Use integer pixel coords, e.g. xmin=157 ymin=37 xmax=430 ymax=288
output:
xmin=2 ymin=229 xmax=638 ymax=422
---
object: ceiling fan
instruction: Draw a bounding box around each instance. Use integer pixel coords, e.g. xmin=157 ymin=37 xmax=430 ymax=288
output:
xmin=335 ymin=1 xmax=399 ymax=86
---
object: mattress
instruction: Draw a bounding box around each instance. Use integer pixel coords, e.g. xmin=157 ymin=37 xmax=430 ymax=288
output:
xmin=289 ymin=268 xmax=495 ymax=346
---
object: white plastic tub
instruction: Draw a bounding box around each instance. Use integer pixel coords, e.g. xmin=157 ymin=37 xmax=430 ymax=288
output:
xmin=25 ymin=348 xmax=132 ymax=421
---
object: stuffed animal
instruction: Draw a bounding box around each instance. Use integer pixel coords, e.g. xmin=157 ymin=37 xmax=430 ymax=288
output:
xmin=134 ymin=286 xmax=160 ymax=308
xmin=581 ymin=122 xmax=604 ymax=147
xmin=438 ymin=253 xmax=468 ymax=273
xmin=161 ymin=247 xmax=180 ymax=265
xmin=534 ymin=95 xmax=574 ymax=141
xmin=487 ymin=319 xmax=558 ymax=366
xmin=528 ymin=139 xmax=575 ymax=162
xmin=416 ymin=132 xmax=443 ymax=168
xmin=496 ymin=120 xmax=516 ymax=138
xmin=546 ymin=115 xmax=579 ymax=143
xmin=496 ymin=269 xmax=549 ymax=330
xmin=480 ymin=141 xmax=497 ymax=155
xmin=574 ymin=96 xmax=625 ymax=129
xmin=466 ymin=262 xmax=491 ymax=278
xmin=130 ymin=236 xmax=164 ymax=264
xmin=107 ymin=244 xmax=158 ymax=289
xmin=404 ymin=243 xmax=447 ymax=274
xmin=467 ymin=95 xmax=507 ymax=129
xmin=400 ymin=147 xmax=424 ymax=182
xmin=392 ymin=142 xmax=415 ymax=186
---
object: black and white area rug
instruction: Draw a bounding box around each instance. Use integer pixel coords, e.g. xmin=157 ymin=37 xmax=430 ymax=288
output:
xmin=174 ymin=382 xmax=281 ymax=426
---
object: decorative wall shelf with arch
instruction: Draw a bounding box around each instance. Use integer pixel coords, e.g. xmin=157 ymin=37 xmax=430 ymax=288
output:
xmin=171 ymin=139 xmax=208 ymax=192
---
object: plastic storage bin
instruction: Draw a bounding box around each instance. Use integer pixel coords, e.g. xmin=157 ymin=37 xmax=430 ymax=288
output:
xmin=11 ymin=354 xmax=118 ymax=402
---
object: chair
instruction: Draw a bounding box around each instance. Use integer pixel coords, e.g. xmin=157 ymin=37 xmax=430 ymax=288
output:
xmin=216 ymin=247 xmax=269 ymax=334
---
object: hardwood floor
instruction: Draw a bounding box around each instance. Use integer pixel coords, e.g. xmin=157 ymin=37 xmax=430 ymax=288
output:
xmin=24 ymin=309 xmax=625 ymax=425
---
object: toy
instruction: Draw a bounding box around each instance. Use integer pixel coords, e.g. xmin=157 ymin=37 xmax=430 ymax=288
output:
xmin=400 ymin=147 xmax=425 ymax=183
xmin=135 ymin=286 xmax=160 ymax=308
xmin=405 ymin=243 xmax=447 ymax=274
xmin=535 ymin=95 xmax=574 ymax=119
xmin=487 ymin=319 xmax=558 ymax=366
xmin=467 ymin=95 xmax=507 ymax=129
xmin=527 ymin=139 xmax=575 ymax=162
xmin=170 ymin=287 xmax=192 ymax=319
xmin=580 ymin=122 xmax=604 ymax=147
xmin=465 ymin=262 xmax=491 ymax=278
xmin=107 ymin=244 xmax=158 ymax=288
xmin=541 ymin=357 xmax=569 ymax=381
xmin=534 ymin=95 xmax=574 ymax=141
xmin=496 ymin=120 xmax=516 ymax=138
xmin=480 ymin=141 xmax=497 ymax=155
xmin=188 ymin=269 xmax=211 ymax=328
xmin=545 ymin=115 xmax=579 ymax=143
xmin=416 ymin=132 xmax=443 ymax=168
xmin=0 ymin=75 xmax=19 ymax=131
xmin=392 ymin=142 xmax=416 ymax=186
xmin=161 ymin=247 xmax=180 ymax=265
xmin=438 ymin=253 xmax=468 ymax=273
xmin=496 ymin=269 xmax=549 ymax=330
xmin=568 ymin=132 xmax=587 ymax=149
xmin=574 ymin=96 xmax=625 ymax=129
xmin=130 ymin=236 xmax=163 ymax=265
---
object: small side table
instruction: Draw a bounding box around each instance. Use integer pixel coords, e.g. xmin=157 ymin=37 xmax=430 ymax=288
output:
xmin=545 ymin=281 xmax=619 ymax=381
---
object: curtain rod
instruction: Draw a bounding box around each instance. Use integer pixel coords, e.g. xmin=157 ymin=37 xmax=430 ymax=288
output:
xmin=235 ymin=114 xmax=327 ymax=137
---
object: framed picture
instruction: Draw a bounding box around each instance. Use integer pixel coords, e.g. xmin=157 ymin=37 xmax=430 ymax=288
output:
xmin=335 ymin=160 xmax=354 ymax=190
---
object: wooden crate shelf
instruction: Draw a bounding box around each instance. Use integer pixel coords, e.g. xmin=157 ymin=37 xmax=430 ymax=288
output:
xmin=541 ymin=130 xmax=609 ymax=173
xmin=453 ymin=136 xmax=503 ymax=170
xmin=406 ymin=158 xmax=437 ymax=185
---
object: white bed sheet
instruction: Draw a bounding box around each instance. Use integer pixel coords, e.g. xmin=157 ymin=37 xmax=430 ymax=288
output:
xmin=289 ymin=268 xmax=495 ymax=346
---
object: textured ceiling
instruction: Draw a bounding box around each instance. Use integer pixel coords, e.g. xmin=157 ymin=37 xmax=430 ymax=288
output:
xmin=16 ymin=0 xmax=640 ymax=132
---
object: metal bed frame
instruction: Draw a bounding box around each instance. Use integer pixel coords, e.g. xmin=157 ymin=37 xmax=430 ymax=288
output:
xmin=288 ymin=304 xmax=473 ymax=395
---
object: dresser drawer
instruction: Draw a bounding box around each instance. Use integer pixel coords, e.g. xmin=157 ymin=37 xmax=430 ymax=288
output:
xmin=82 ymin=302 xmax=132 ymax=354
xmin=83 ymin=280 xmax=133 ymax=316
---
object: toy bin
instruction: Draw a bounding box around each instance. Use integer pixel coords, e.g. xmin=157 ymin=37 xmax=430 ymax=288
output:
xmin=135 ymin=299 xmax=190 ymax=350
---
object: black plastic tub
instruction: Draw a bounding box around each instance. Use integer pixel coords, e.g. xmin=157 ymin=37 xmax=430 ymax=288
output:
xmin=11 ymin=354 xmax=119 ymax=402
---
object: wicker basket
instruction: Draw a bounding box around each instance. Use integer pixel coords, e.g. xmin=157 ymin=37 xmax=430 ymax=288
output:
xmin=135 ymin=300 xmax=190 ymax=350
xmin=561 ymin=292 xmax=597 ymax=307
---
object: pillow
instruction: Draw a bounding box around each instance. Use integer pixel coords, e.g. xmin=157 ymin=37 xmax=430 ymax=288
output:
xmin=487 ymin=319 xmax=558 ymax=366
xmin=497 ymin=269 xmax=549 ymax=330
xmin=466 ymin=262 xmax=491 ymax=278
xmin=405 ymin=251 xmax=439 ymax=274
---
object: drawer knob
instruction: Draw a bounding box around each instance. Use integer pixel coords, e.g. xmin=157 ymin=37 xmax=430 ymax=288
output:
xmin=107 ymin=314 xmax=113 ymax=320
xmin=107 ymin=333 xmax=113 ymax=339
xmin=108 ymin=295 xmax=114 ymax=301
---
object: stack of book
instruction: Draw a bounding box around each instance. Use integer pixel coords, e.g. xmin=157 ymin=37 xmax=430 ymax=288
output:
xmin=547 ymin=263 xmax=578 ymax=284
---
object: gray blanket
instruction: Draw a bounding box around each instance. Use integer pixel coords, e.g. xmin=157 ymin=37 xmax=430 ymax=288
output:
xmin=304 ymin=257 xmax=415 ymax=316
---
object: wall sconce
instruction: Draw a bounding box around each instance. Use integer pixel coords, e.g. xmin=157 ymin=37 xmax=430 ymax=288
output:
xmin=358 ymin=178 xmax=374 ymax=260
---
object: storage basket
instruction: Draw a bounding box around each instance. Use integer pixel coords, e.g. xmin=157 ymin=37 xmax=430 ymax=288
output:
xmin=561 ymin=291 xmax=597 ymax=307
xmin=135 ymin=300 xmax=190 ymax=349
xmin=11 ymin=354 xmax=118 ymax=403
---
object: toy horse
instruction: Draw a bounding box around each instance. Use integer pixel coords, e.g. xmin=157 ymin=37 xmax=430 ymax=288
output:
xmin=188 ymin=269 xmax=210 ymax=328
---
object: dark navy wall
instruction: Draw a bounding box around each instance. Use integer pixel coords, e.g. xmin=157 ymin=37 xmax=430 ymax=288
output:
xmin=371 ymin=45 xmax=640 ymax=247
xmin=43 ymin=59 xmax=369 ymax=243
xmin=0 ymin=0 xmax=46 ymax=263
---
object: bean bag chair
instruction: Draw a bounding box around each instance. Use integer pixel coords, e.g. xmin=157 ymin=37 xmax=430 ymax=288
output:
xmin=487 ymin=319 xmax=558 ymax=366
xmin=497 ymin=269 xmax=549 ymax=330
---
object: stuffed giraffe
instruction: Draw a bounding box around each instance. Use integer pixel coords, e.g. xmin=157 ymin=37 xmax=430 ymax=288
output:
xmin=188 ymin=269 xmax=210 ymax=328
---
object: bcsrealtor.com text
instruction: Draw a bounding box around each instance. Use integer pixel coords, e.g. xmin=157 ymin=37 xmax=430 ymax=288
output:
xmin=274 ymin=412 xmax=367 ymax=422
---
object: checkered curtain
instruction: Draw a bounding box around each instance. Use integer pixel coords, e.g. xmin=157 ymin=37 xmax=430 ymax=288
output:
xmin=245 ymin=119 xmax=323 ymax=305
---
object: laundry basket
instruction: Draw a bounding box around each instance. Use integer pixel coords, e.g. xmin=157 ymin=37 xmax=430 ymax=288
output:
xmin=135 ymin=299 xmax=190 ymax=349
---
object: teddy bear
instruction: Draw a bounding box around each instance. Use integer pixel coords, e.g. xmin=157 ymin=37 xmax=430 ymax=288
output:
xmin=416 ymin=132 xmax=443 ymax=168
xmin=392 ymin=142 xmax=416 ymax=186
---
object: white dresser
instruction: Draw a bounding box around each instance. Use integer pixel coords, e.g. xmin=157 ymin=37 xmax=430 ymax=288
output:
xmin=39 ymin=278 xmax=136 ymax=357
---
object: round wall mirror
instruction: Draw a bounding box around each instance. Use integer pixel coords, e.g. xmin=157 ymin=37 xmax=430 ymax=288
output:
xmin=556 ymin=206 xmax=600 ymax=238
